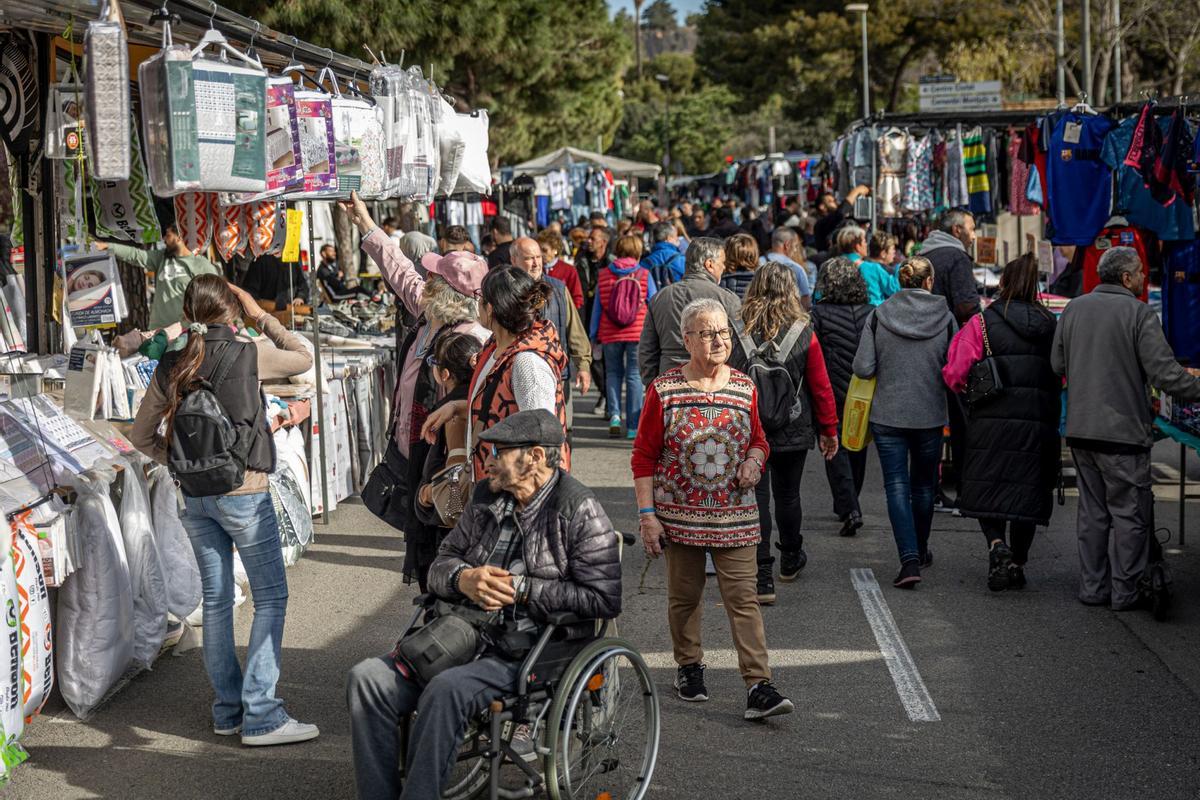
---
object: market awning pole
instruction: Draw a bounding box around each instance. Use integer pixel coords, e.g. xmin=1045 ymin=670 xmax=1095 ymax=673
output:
xmin=1112 ymin=0 xmax=1122 ymax=103
xmin=1082 ymin=0 xmax=1093 ymax=101
xmin=1055 ymin=0 xmax=1065 ymax=104
xmin=308 ymin=200 xmax=331 ymax=525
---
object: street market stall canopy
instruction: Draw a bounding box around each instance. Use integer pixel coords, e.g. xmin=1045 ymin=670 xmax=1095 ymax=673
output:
xmin=510 ymin=147 xmax=661 ymax=180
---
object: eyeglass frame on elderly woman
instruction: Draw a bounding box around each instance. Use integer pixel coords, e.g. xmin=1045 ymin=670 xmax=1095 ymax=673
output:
xmin=685 ymin=327 xmax=733 ymax=343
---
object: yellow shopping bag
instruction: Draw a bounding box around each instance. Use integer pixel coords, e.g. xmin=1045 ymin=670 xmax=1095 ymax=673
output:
xmin=841 ymin=375 xmax=876 ymax=452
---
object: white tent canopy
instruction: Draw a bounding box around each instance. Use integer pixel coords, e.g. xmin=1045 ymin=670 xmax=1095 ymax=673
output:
xmin=510 ymin=146 xmax=662 ymax=179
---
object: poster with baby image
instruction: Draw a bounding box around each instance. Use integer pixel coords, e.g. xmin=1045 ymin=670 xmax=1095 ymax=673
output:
xmin=64 ymin=251 xmax=122 ymax=328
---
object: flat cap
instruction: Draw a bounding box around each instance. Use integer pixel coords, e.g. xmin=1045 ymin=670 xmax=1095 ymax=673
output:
xmin=478 ymin=409 xmax=565 ymax=449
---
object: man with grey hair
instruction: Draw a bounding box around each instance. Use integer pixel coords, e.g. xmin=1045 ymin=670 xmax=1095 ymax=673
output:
xmin=763 ymin=227 xmax=813 ymax=308
xmin=1053 ymin=246 xmax=1200 ymax=610
xmin=638 ymin=237 xmax=741 ymax=386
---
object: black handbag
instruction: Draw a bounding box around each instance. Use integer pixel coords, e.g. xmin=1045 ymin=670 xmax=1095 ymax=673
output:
xmin=362 ymin=439 xmax=409 ymax=529
xmin=393 ymin=600 xmax=494 ymax=686
xmin=964 ymin=312 xmax=1004 ymax=407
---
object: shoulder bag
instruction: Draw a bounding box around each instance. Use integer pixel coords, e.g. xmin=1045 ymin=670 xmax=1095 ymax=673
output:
xmin=964 ymin=312 xmax=1004 ymax=406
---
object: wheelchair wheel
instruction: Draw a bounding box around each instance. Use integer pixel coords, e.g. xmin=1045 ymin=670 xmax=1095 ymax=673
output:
xmin=441 ymin=722 xmax=490 ymax=800
xmin=544 ymin=638 xmax=660 ymax=800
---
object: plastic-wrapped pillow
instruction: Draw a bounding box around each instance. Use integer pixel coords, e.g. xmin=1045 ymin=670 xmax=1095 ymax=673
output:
xmin=119 ymin=458 xmax=168 ymax=669
xmin=57 ymin=468 xmax=134 ymax=719
xmin=453 ymin=110 xmax=491 ymax=194
xmin=147 ymin=464 xmax=202 ymax=620
xmin=435 ymin=96 xmax=464 ymax=196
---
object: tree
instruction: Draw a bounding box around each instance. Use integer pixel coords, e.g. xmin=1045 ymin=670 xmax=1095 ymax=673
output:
xmin=225 ymin=0 xmax=630 ymax=164
xmin=642 ymin=0 xmax=678 ymax=31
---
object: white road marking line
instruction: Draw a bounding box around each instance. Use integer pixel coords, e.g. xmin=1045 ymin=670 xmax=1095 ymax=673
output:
xmin=850 ymin=567 xmax=941 ymax=722
xmin=639 ymin=648 xmax=883 ymax=670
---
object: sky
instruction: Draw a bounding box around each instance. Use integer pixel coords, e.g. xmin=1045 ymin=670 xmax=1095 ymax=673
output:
xmin=607 ymin=0 xmax=707 ymax=20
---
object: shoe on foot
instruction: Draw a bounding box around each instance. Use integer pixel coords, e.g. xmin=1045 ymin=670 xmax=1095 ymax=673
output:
xmin=241 ymin=718 xmax=319 ymax=747
xmin=508 ymin=723 xmax=538 ymax=761
xmin=778 ymin=550 xmax=807 ymax=582
xmin=675 ymin=663 xmax=709 ymax=702
xmin=757 ymin=573 xmax=776 ymax=605
xmin=625 ymin=428 xmax=637 ymax=440
xmin=920 ymin=548 xmax=934 ymax=569
xmin=839 ymin=512 xmax=863 ymax=537
xmin=933 ymin=494 xmax=957 ymax=514
xmin=214 ymin=723 xmax=242 ymax=736
xmin=893 ymin=562 xmax=922 ymax=589
xmin=608 ymin=415 xmax=622 ymax=438
xmin=987 ymin=541 xmax=1013 ymax=592
xmin=745 ymin=681 xmax=794 ymax=720
xmin=1007 ymin=563 xmax=1027 ymax=589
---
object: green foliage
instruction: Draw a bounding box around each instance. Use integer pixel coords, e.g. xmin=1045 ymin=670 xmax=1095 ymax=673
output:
xmin=225 ymin=0 xmax=630 ymax=164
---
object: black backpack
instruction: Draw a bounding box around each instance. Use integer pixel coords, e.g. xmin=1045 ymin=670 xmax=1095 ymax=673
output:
xmin=168 ymin=342 xmax=262 ymax=498
xmin=735 ymin=321 xmax=808 ymax=433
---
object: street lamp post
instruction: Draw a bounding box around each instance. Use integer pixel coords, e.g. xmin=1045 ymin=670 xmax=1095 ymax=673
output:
xmin=845 ymin=3 xmax=874 ymax=230
xmin=656 ymin=73 xmax=670 ymax=205
xmin=846 ymin=3 xmax=870 ymax=119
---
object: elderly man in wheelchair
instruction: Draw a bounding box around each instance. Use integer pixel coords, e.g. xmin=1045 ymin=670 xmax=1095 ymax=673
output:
xmin=348 ymin=409 xmax=660 ymax=800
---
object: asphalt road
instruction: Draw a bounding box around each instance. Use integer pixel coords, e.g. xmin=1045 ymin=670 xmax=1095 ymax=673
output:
xmin=10 ymin=400 xmax=1200 ymax=799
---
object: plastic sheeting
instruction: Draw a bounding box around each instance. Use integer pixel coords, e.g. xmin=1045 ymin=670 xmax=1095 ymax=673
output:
xmin=57 ymin=467 xmax=134 ymax=718
xmin=147 ymin=464 xmax=202 ymax=620
xmin=119 ymin=458 xmax=169 ymax=669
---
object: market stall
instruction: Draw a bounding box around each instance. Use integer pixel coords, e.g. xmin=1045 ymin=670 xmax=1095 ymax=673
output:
xmin=0 ymin=0 xmax=490 ymax=778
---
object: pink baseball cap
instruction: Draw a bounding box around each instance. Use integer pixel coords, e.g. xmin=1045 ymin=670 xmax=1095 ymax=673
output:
xmin=420 ymin=251 xmax=487 ymax=298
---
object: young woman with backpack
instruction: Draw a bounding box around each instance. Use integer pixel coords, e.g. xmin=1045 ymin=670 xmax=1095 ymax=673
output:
xmin=129 ymin=275 xmax=317 ymax=746
xmin=737 ymin=261 xmax=840 ymax=603
xmin=589 ymin=233 xmax=657 ymax=438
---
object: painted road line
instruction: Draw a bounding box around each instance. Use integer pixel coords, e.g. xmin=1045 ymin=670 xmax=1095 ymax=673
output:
xmin=639 ymin=648 xmax=883 ymax=670
xmin=850 ymin=567 xmax=941 ymax=722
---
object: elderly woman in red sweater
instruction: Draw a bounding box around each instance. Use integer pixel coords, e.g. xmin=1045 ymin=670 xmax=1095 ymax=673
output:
xmin=632 ymin=298 xmax=794 ymax=722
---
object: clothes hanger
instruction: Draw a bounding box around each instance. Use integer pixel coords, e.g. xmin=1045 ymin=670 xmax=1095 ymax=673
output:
xmin=189 ymin=2 xmax=262 ymax=69
xmin=281 ymin=37 xmax=326 ymax=91
xmin=1071 ymin=92 xmax=1097 ymax=115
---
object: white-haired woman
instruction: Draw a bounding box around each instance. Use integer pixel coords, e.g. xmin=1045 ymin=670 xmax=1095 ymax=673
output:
xmin=342 ymin=192 xmax=489 ymax=585
xmin=631 ymin=298 xmax=794 ymax=721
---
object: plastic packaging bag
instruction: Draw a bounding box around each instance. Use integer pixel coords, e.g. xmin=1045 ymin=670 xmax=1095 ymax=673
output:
xmin=138 ymin=18 xmax=201 ymax=196
xmin=147 ymin=464 xmax=202 ymax=620
xmin=188 ymin=36 xmax=268 ymax=193
xmin=57 ymin=467 xmax=134 ymax=718
xmin=84 ymin=0 xmax=131 ymax=180
xmin=435 ymin=96 xmax=464 ymax=196
xmin=10 ymin=514 xmax=52 ymax=722
xmin=119 ymin=457 xmax=168 ymax=669
xmin=271 ymin=463 xmax=313 ymax=567
xmin=0 ymin=529 xmax=27 ymax=783
xmin=287 ymin=83 xmax=338 ymax=198
xmin=453 ymin=110 xmax=491 ymax=194
xmin=219 ymin=76 xmax=304 ymax=206
xmin=330 ymin=87 xmax=386 ymax=198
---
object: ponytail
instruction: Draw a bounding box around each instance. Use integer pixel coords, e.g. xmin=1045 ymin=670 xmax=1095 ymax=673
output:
xmin=157 ymin=333 xmax=206 ymax=450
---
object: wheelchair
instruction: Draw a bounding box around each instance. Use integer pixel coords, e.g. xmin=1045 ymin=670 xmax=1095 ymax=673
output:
xmin=398 ymin=536 xmax=660 ymax=800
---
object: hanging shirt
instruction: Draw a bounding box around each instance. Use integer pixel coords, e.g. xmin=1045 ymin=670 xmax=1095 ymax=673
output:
xmin=877 ymin=130 xmax=908 ymax=218
xmin=1007 ymin=132 xmax=1041 ymax=217
xmin=903 ymin=134 xmax=934 ymax=212
xmin=963 ymin=126 xmax=991 ymax=216
xmin=1079 ymin=226 xmax=1151 ymax=300
xmin=1047 ymin=112 xmax=1115 ymax=245
xmin=547 ymin=169 xmax=571 ymax=210
xmin=1102 ymin=115 xmax=1195 ymax=242
xmin=1163 ymin=241 xmax=1200 ymax=366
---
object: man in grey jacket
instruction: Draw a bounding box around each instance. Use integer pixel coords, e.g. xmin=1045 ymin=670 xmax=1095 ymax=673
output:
xmin=638 ymin=237 xmax=742 ymax=386
xmin=346 ymin=410 xmax=621 ymax=800
xmin=1052 ymin=247 xmax=1200 ymax=610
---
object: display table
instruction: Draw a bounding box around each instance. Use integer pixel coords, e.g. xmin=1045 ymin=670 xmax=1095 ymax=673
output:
xmin=1153 ymin=417 xmax=1200 ymax=546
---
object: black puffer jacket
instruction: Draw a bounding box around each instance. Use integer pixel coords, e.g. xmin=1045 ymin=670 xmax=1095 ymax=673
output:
xmin=811 ymin=301 xmax=872 ymax=410
xmin=428 ymin=471 xmax=622 ymax=622
xmin=719 ymin=269 xmax=755 ymax=299
xmin=959 ymin=301 xmax=1061 ymax=525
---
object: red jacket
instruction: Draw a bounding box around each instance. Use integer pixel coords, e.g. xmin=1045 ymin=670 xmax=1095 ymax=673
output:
xmin=548 ymin=259 xmax=584 ymax=309
xmin=593 ymin=259 xmax=651 ymax=344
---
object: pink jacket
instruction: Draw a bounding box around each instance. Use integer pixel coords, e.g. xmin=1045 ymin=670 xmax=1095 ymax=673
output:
xmin=942 ymin=313 xmax=984 ymax=393
xmin=361 ymin=228 xmax=489 ymax=457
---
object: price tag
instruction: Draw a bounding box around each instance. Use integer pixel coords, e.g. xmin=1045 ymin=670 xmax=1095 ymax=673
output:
xmin=1063 ymin=121 xmax=1082 ymax=144
xmin=282 ymin=209 xmax=303 ymax=262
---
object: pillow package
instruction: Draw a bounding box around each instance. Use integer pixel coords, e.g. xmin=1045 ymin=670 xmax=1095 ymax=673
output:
xmin=454 ymin=110 xmax=491 ymax=194
xmin=138 ymin=19 xmax=201 ymax=196
xmin=288 ymin=85 xmax=338 ymax=198
xmin=329 ymin=82 xmax=386 ymax=198
xmin=220 ymin=76 xmax=304 ymax=205
xmin=188 ymin=34 xmax=268 ymax=192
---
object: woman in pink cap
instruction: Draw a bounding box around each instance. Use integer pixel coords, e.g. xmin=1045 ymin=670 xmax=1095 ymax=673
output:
xmin=341 ymin=192 xmax=489 ymax=587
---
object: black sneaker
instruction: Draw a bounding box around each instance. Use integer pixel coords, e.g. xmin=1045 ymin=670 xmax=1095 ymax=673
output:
xmin=893 ymin=562 xmax=921 ymax=589
xmin=987 ymin=542 xmax=1013 ymax=592
xmin=838 ymin=512 xmax=863 ymax=537
xmin=757 ymin=573 xmax=776 ymax=605
xmin=933 ymin=493 xmax=957 ymax=514
xmin=745 ymin=681 xmax=794 ymax=720
xmin=674 ymin=663 xmax=708 ymax=702
xmin=1008 ymin=563 xmax=1027 ymax=589
xmin=920 ymin=548 xmax=934 ymax=569
xmin=778 ymin=550 xmax=807 ymax=582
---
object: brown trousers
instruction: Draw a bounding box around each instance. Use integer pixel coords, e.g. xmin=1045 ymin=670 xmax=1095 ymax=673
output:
xmin=664 ymin=542 xmax=770 ymax=687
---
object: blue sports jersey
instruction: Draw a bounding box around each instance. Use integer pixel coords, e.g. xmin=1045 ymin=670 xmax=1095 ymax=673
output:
xmin=1047 ymin=112 xmax=1116 ymax=245
xmin=1102 ymin=116 xmax=1196 ymax=242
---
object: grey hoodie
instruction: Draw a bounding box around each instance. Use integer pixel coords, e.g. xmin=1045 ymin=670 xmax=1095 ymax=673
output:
xmin=919 ymin=230 xmax=966 ymax=254
xmin=853 ymin=289 xmax=957 ymax=429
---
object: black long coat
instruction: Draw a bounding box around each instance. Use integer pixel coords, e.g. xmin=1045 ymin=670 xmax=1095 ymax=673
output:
xmin=958 ymin=301 xmax=1061 ymax=525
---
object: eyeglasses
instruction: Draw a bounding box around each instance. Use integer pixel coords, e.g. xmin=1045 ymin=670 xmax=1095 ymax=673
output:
xmin=481 ymin=443 xmax=524 ymax=459
xmin=686 ymin=328 xmax=733 ymax=343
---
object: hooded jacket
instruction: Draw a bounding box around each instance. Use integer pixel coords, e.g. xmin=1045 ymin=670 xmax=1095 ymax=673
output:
xmin=920 ymin=230 xmax=981 ymax=324
xmin=428 ymin=471 xmax=622 ymax=623
xmin=853 ymin=289 xmax=957 ymax=429
xmin=641 ymin=241 xmax=686 ymax=287
xmin=947 ymin=302 xmax=1061 ymax=524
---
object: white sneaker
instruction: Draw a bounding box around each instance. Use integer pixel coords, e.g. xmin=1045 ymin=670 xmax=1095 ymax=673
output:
xmin=241 ymin=718 xmax=319 ymax=747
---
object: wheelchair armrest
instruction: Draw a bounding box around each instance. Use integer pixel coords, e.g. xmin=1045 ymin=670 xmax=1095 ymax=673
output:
xmin=545 ymin=611 xmax=583 ymax=626
xmin=412 ymin=593 xmax=437 ymax=607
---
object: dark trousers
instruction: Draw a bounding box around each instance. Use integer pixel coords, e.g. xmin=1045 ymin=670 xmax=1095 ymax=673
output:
xmin=755 ymin=449 xmax=809 ymax=567
xmin=872 ymin=424 xmax=942 ymax=565
xmin=825 ymin=425 xmax=868 ymax=519
xmin=346 ymin=655 xmax=520 ymax=800
xmin=979 ymin=519 xmax=1036 ymax=564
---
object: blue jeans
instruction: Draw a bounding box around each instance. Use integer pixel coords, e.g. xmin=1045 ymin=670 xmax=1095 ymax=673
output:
xmin=603 ymin=341 xmax=644 ymax=429
xmin=181 ymin=492 xmax=290 ymax=735
xmin=871 ymin=424 xmax=942 ymax=566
